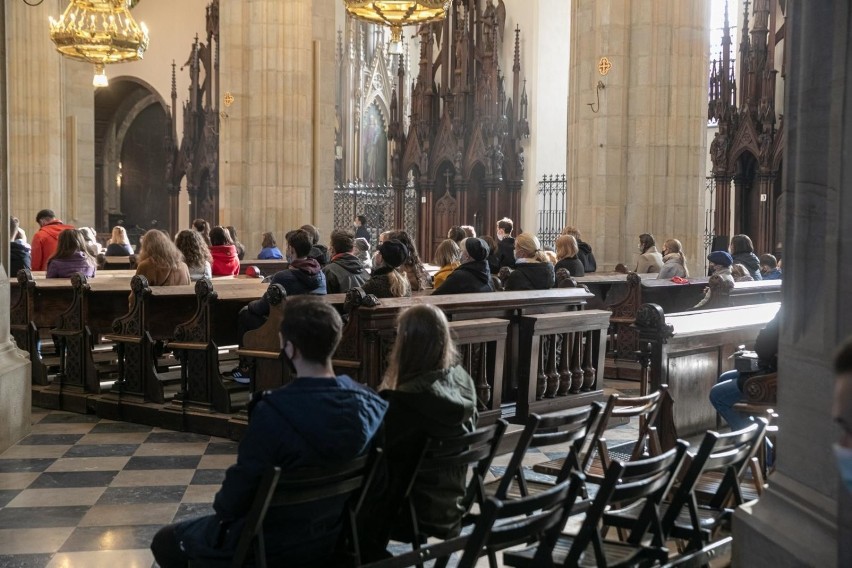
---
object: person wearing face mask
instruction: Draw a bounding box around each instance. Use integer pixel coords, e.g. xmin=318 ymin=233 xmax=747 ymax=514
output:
xmin=693 ymin=251 xmax=735 ymax=309
xmin=495 ymin=217 xmax=517 ymax=269
xmin=432 ymin=237 xmax=494 ymax=295
xmin=633 ymin=233 xmax=664 ymax=273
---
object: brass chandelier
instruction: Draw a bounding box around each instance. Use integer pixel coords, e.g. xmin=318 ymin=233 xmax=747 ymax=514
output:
xmin=343 ymin=1 xmax=450 ymax=53
xmin=49 ymin=0 xmax=149 ymax=88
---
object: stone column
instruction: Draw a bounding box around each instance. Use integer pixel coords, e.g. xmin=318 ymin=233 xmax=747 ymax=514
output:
xmin=219 ymin=0 xmax=336 ymax=251
xmin=732 ymin=2 xmax=852 ymax=566
xmin=0 ymin=0 xmax=33 ymax=454
xmin=567 ymin=0 xmax=710 ymax=271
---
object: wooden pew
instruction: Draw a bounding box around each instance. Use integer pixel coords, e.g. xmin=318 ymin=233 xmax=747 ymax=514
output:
xmin=633 ymin=301 xmax=781 ymax=441
xmin=238 ymin=259 xmax=289 ymax=276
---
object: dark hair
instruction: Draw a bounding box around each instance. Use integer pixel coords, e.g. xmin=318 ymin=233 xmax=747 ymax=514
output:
xmin=280 ymin=296 xmax=343 ymax=364
xmin=284 ymin=230 xmax=296 ymax=242
xmin=836 ymin=337 xmax=852 ymax=375
xmin=50 ymin=229 xmax=89 ymax=261
xmin=330 ymin=230 xmax=355 ymax=255
xmin=383 ymin=304 xmax=457 ymax=389
xmin=460 ymin=225 xmax=476 ymax=238
xmin=356 ymin=215 xmax=367 ymax=226
xmin=288 ymin=229 xmax=313 ymax=258
xmin=639 ymin=233 xmax=656 ymax=253
xmin=497 ymin=217 xmax=513 ymax=235
xmin=36 ymin=209 xmax=56 ymax=223
xmin=388 ymin=230 xmax=424 ymax=270
xmin=209 ymin=226 xmax=233 ymax=246
xmin=447 ymin=226 xmax=466 ymax=243
xmin=225 ymin=226 xmax=239 ymax=241
xmin=261 ymin=232 xmax=276 ymax=249
xmin=759 ymin=253 xmax=777 ymax=268
xmin=730 ymin=234 xmax=755 ymax=255
xmin=299 ymin=224 xmax=320 ymax=245
xmin=481 ymin=235 xmax=497 ymax=254
xmin=192 ymin=219 xmax=211 ymax=245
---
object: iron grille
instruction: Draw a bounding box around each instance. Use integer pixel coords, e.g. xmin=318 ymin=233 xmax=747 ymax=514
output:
xmin=537 ymin=174 xmax=567 ymax=250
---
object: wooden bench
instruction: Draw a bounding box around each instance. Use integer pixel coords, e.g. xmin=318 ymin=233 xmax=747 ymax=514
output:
xmin=633 ymin=301 xmax=781 ymax=441
xmin=238 ymin=259 xmax=289 ymax=276
xmin=97 ymin=254 xmax=137 ymax=270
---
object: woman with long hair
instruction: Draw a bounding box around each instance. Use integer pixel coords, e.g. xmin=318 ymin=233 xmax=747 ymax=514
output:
xmin=209 ymin=226 xmax=240 ymax=276
xmin=388 ymin=230 xmax=432 ymax=290
xmin=504 ymin=232 xmax=555 ymax=291
xmin=554 ymin=234 xmax=585 ymax=277
xmin=560 ymin=225 xmax=597 ymax=273
xmin=376 ymin=304 xmax=477 ymax=544
xmin=361 ymin=239 xmax=411 ymax=299
xmin=175 ymin=229 xmax=212 ymax=281
xmin=105 ymin=226 xmax=134 ymax=256
xmin=79 ymin=227 xmax=102 ymax=258
xmin=136 ymin=230 xmax=190 ymax=286
xmin=634 ymin=233 xmax=664 ymax=273
xmin=432 ymin=239 xmax=461 ymax=289
xmin=45 ymin=229 xmax=96 ymax=278
xmin=192 ymin=218 xmax=211 ymax=246
xmin=257 ymin=231 xmax=283 ymax=260
xmin=729 ymin=234 xmax=762 ymax=280
xmin=225 ymin=225 xmax=246 ymax=260
xmin=658 ymin=238 xmax=689 ymax=279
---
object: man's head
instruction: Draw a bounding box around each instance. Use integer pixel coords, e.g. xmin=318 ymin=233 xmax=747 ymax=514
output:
xmin=707 ymin=250 xmax=733 ymax=272
xmin=299 ymin=224 xmax=320 ymax=245
xmin=759 ymin=253 xmax=778 ymax=274
xmin=460 ymin=237 xmax=489 ymax=264
xmin=496 ymin=218 xmax=514 ymax=241
xmin=36 ymin=209 xmax=56 ymax=226
xmin=279 ymin=296 xmax=343 ymax=371
xmin=354 ymin=215 xmax=366 ymax=227
xmin=330 ymin=230 xmax=355 ymax=255
xmin=287 ymin=229 xmax=313 ymax=259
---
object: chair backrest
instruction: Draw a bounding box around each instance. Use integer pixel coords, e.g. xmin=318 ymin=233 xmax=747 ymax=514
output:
xmin=231 ymin=449 xmax=382 ymax=568
xmin=561 ymin=441 xmax=689 ymax=565
xmin=494 ymin=403 xmax=602 ymax=499
xmin=456 ymin=474 xmax=586 ymax=568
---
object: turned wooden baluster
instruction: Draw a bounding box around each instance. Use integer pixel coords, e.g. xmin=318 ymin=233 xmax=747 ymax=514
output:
xmin=569 ymin=331 xmax=583 ymax=394
xmin=582 ymin=330 xmax=597 ymax=391
xmin=557 ymin=332 xmax=572 ymax=396
xmin=474 ymin=343 xmax=491 ymax=410
xmin=536 ymin=340 xmax=548 ymax=400
xmin=544 ymin=334 xmax=560 ymax=398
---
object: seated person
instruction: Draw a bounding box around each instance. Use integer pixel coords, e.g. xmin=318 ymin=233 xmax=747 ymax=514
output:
xmin=301 ymin=224 xmax=330 ymax=266
xmin=731 ymin=263 xmax=754 ymax=282
xmin=633 ymin=233 xmax=664 ymax=273
xmin=759 ymin=253 xmax=783 ymax=280
xmin=495 ymin=217 xmax=516 ymax=269
xmin=135 ymin=230 xmax=191 ymax=286
xmin=561 ymin=226 xmax=597 ymax=273
xmin=45 ymin=229 xmax=96 ymax=279
xmin=10 ymin=216 xmax=31 ymax=275
xmin=344 ymin=239 xmax=411 ymax=313
xmin=175 ymin=229 xmax=212 ymax=282
xmin=693 ymin=251 xmax=735 ymax=309
xmin=554 ymin=234 xmax=585 ymax=277
xmin=709 ymin=307 xmax=781 ymax=431
xmin=657 ymin=238 xmax=689 ymax=279
xmin=504 ymin=232 xmax=555 ymax=291
xmin=151 ymin=297 xmax=388 ymax=567
xmin=362 ymin=304 xmax=477 ymax=556
xmin=433 ymin=237 xmax=494 ymax=295
xmin=225 ymin=226 xmax=246 ymax=261
xmin=447 ymin=226 xmax=466 ymax=244
xmin=481 ymin=235 xmax=500 ymax=276
xmin=322 ymin=229 xmax=370 ymax=294
xmin=730 ymin=233 xmax=762 ymax=280
xmin=389 ymin=230 xmax=432 ymax=291
xmin=257 ymin=231 xmax=284 ymax=260
xmin=105 ymin=225 xmax=134 ymax=256
xmin=354 ymin=237 xmax=372 ymax=270
xmin=209 ymin=226 xmax=240 ymax=276
xmin=432 ymin=239 xmax=461 ymax=289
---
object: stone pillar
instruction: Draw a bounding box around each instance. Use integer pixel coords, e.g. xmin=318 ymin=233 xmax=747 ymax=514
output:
xmin=219 ymin=0 xmax=336 ymax=251
xmin=733 ymin=2 xmax=852 ymax=566
xmin=567 ymin=0 xmax=710 ymax=271
xmin=0 ymin=0 xmax=33 ymax=454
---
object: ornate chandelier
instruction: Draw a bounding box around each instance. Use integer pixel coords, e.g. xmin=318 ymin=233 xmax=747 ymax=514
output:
xmin=343 ymin=1 xmax=450 ymax=53
xmin=49 ymin=0 xmax=149 ymax=88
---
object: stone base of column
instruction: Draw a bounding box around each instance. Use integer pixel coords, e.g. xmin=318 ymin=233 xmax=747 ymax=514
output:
xmin=733 ymin=472 xmax=837 ymax=568
xmin=0 ymin=339 xmax=31 ymax=454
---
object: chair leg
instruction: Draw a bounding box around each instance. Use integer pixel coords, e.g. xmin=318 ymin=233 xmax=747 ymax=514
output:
xmin=255 ymin=532 xmax=267 ymax=568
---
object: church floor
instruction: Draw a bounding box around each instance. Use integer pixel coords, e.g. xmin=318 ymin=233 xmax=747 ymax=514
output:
xmin=0 ymin=400 xmax=642 ymax=568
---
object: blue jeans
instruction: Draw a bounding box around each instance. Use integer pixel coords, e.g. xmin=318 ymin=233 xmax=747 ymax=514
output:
xmin=709 ymin=369 xmax=751 ymax=431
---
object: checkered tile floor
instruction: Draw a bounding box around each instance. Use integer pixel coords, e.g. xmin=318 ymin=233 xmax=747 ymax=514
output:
xmin=1 ymin=392 xmax=642 ymax=567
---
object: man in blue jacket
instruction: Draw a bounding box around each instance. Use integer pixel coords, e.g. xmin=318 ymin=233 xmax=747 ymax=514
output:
xmin=151 ymin=296 xmax=388 ymax=567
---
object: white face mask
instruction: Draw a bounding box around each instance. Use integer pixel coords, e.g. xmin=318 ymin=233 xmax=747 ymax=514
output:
xmin=497 ymin=232 xmax=504 ymax=241
xmin=834 ymin=444 xmax=852 ymax=493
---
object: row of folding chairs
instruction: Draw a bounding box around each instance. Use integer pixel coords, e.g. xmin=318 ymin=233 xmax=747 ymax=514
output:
xmin=231 ymin=388 xmax=767 ymax=567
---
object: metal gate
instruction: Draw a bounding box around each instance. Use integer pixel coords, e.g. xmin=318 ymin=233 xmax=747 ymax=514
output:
xmin=333 ymin=180 xmax=418 ymax=244
xmin=537 ymin=174 xmax=567 ymax=249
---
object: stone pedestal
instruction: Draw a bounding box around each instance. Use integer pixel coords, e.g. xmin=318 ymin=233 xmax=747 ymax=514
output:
xmin=567 ymin=0 xmax=709 ymax=271
xmin=732 ymin=2 xmax=850 ymax=566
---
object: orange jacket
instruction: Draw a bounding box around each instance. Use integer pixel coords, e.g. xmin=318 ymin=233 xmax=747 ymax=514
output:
xmin=31 ymin=220 xmax=75 ymax=271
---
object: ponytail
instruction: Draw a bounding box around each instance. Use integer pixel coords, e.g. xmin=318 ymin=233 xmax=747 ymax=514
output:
xmin=680 ymin=252 xmax=689 ymax=277
xmin=387 ymin=268 xmax=412 ymax=298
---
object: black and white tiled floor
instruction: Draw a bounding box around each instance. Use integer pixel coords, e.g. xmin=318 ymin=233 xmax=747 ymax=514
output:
xmin=1 ymin=396 xmax=642 ymax=568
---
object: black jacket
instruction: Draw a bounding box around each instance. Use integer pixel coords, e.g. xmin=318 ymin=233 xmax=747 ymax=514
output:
xmin=505 ymin=261 xmax=556 ymax=291
xmin=496 ymin=237 xmax=516 ymax=269
xmin=432 ymin=260 xmax=494 ymax=295
xmin=577 ymin=241 xmax=597 ymax=273
xmin=247 ymin=258 xmax=326 ymax=318
xmin=732 ymin=252 xmax=763 ymax=280
xmin=355 ymin=226 xmax=371 ymax=244
xmin=308 ymin=244 xmax=330 ymax=266
xmin=10 ymin=241 xmax=31 ymax=275
xmin=554 ymin=256 xmax=585 ymax=277
xmin=105 ymin=243 xmax=133 ymax=256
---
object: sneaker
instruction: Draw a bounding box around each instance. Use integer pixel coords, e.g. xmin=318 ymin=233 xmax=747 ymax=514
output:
xmin=231 ymin=367 xmax=251 ymax=384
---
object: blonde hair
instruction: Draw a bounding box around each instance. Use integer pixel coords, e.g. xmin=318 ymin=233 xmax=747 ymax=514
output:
xmin=109 ymin=226 xmax=129 ymax=246
xmin=386 ymin=267 xmax=412 ymax=298
xmin=515 ymin=232 xmax=549 ymax=263
xmin=555 ymin=234 xmax=579 ymax=260
xmin=663 ymin=238 xmax=689 ymax=277
xmin=433 ymin=239 xmax=461 ymax=266
xmin=382 ymin=304 xmax=457 ymax=390
xmin=138 ymin=230 xmax=185 ymax=269
xmin=561 ymin=226 xmax=582 ymax=241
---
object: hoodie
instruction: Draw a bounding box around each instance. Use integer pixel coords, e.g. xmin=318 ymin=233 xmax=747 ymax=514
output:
xmin=382 ymin=366 xmax=478 ymax=537
xmin=322 ymin=253 xmax=370 ymax=294
xmin=308 ymin=244 xmax=330 ymax=266
xmin=209 ymin=375 xmax=387 ymax=564
xmin=31 ymin=219 xmax=75 ymax=271
xmin=10 ymin=241 xmax=31 ymax=275
xmin=505 ymin=261 xmax=556 ymax=291
xmin=732 ymin=251 xmax=763 ymax=280
xmin=245 ymin=258 xmax=326 ymax=320
xmin=210 ymin=244 xmax=240 ymax=276
xmin=576 ymin=240 xmax=597 ymax=273
xmin=432 ymin=260 xmax=494 ymax=295
xmin=45 ymin=251 xmax=96 ymax=279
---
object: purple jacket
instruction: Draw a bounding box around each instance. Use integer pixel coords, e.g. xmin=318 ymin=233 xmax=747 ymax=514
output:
xmin=45 ymin=251 xmax=96 ymax=279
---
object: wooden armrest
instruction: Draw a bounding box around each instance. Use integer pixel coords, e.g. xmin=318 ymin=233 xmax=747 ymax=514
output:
xmin=168 ymin=341 xmax=208 ymax=351
xmin=742 ymin=372 xmax=777 ymax=404
xmin=235 ymin=348 xmax=280 ymax=360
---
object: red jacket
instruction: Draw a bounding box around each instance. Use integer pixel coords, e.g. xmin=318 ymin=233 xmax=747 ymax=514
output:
xmin=210 ymin=244 xmax=240 ymax=276
xmin=31 ymin=220 xmax=75 ymax=271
